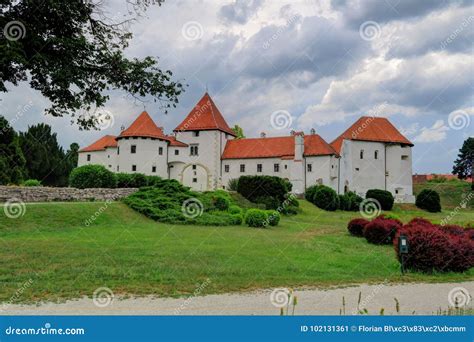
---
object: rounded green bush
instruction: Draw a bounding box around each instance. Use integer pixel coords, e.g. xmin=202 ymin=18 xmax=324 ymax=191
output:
xmin=69 ymin=164 xmax=117 ymax=189
xmin=229 ymin=205 xmax=242 ymax=214
xmin=365 ymin=189 xmax=394 ymax=211
xmin=244 ymin=209 xmax=269 ymax=228
xmin=22 ymin=179 xmax=41 ymax=187
xmin=230 ymin=214 xmax=243 ymax=225
xmin=415 ymin=189 xmax=441 ymax=212
xmin=305 ymin=185 xmax=320 ymax=202
xmin=312 ymin=185 xmax=339 ymax=211
xmin=338 ymin=194 xmax=350 ymax=211
xmin=213 ymin=196 xmax=230 ymax=211
xmin=266 ymin=210 xmax=280 ymax=226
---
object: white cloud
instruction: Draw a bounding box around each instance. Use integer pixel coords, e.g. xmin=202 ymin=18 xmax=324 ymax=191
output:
xmin=412 ymin=119 xmax=449 ymax=143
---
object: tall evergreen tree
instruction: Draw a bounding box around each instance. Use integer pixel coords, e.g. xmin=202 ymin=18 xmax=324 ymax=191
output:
xmin=453 ymin=137 xmax=473 ymax=190
xmin=65 ymin=142 xmax=79 ymax=175
xmin=0 ymin=116 xmax=26 ymax=184
xmin=19 ymin=123 xmax=68 ymax=186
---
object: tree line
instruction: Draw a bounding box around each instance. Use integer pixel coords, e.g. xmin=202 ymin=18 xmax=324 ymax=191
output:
xmin=0 ymin=115 xmax=78 ymax=186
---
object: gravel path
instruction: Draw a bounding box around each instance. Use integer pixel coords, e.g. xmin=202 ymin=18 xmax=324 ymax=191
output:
xmin=2 ymin=281 xmax=472 ymax=315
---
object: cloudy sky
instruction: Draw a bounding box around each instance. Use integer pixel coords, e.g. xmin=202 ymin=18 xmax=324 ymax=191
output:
xmin=2 ymin=0 xmax=473 ymax=173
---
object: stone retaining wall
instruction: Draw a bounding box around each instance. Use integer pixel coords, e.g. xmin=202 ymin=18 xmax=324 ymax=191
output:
xmin=0 ymin=186 xmax=138 ymax=203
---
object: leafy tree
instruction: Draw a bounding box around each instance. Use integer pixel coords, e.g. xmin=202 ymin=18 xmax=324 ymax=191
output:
xmin=0 ymin=116 xmax=26 ymax=184
xmin=231 ymin=125 xmax=245 ymax=139
xmin=453 ymin=137 xmax=473 ymax=190
xmin=1 ymin=0 xmax=184 ymax=129
xmin=19 ymin=123 xmax=68 ymax=186
xmin=65 ymin=143 xmax=79 ymax=173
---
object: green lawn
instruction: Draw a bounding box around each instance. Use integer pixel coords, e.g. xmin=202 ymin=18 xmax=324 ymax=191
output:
xmin=0 ymin=199 xmax=473 ymax=303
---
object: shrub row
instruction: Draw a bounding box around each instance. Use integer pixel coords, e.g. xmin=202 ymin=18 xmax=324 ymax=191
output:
xmin=347 ymin=216 xmax=474 ymax=273
xmin=237 ymin=176 xmax=292 ymax=209
xmin=244 ymin=209 xmax=280 ymax=228
xmin=69 ymin=165 xmax=162 ymax=189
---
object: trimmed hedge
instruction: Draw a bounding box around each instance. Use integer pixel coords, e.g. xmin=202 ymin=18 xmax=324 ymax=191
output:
xmin=116 ymin=173 xmax=148 ymax=188
xmin=347 ymin=218 xmax=370 ymax=237
xmin=394 ymin=221 xmax=474 ymax=273
xmin=22 ymin=179 xmax=41 ymax=187
xmin=415 ymin=189 xmax=441 ymax=212
xmin=310 ymin=185 xmax=339 ymax=211
xmin=69 ymin=165 xmax=117 ymax=189
xmin=363 ymin=216 xmax=402 ymax=245
xmin=237 ymin=176 xmax=292 ymax=208
xmin=266 ymin=210 xmax=281 ymax=227
xmin=244 ymin=209 xmax=269 ymax=228
xmin=366 ymin=189 xmax=394 ymax=211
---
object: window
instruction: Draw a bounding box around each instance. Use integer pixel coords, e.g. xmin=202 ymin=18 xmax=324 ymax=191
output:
xmin=87 ymin=154 xmax=91 ymax=161
xmin=360 ymin=149 xmax=364 ymax=159
xmin=190 ymin=145 xmax=199 ymax=156
xmin=193 ymin=131 xmax=200 ymax=137
xmin=192 ymin=178 xmax=197 ymax=183
xmin=307 ymin=164 xmax=312 ymax=172
xmin=175 ymin=149 xmax=179 ymax=155
xmin=116 ymin=166 xmax=119 ymax=171
xmin=192 ymin=165 xmax=196 ymax=170
xmin=257 ymin=164 xmax=262 ymax=172
xmin=108 ymin=155 xmax=110 ymax=159
xmin=401 ymin=155 xmax=408 ymax=160
xmin=355 ymin=167 xmax=359 ymax=171
xmin=108 ymin=165 xmax=111 ymax=168
xmin=240 ymin=164 xmax=245 ymax=172
xmin=132 ymin=165 xmax=137 ymax=172
xmin=131 ymin=145 xmax=136 ymax=154
xmin=152 ymin=166 xmax=156 ymax=173
xmin=331 ymin=165 xmax=334 ymax=169
xmin=117 ymin=147 xmax=120 ymax=155
xmin=374 ymin=150 xmax=379 ymax=159
xmin=224 ymin=165 xmax=230 ymax=173
xmin=284 ymin=164 xmax=288 ymax=170
xmin=274 ymin=164 xmax=279 ymax=172
xmin=158 ymin=147 xmax=163 ymax=155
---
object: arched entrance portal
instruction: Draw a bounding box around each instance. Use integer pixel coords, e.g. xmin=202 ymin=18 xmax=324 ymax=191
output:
xmin=181 ymin=163 xmax=210 ymax=191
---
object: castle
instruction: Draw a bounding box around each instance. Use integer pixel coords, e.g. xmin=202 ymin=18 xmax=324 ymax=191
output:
xmin=78 ymin=93 xmax=415 ymax=202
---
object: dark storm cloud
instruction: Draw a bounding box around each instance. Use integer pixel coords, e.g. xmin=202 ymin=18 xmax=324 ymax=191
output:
xmin=331 ymin=0 xmax=471 ymax=26
xmin=234 ymin=15 xmax=370 ymax=84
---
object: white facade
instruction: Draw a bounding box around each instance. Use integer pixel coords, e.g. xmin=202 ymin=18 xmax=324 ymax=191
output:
xmin=78 ymin=96 xmax=414 ymax=202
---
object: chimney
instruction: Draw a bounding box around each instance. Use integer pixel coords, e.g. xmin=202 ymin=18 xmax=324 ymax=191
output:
xmin=120 ymin=125 xmax=125 ymax=131
xmin=290 ymin=130 xmax=295 ymax=136
xmin=294 ymin=132 xmax=304 ymax=160
xmin=260 ymin=132 xmax=266 ymax=138
xmin=310 ymin=128 xmax=315 ymax=135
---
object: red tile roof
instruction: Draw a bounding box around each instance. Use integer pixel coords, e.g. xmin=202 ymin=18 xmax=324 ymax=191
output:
xmin=118 ymin=111 xmax=167 ymax=140
xmin=330 ymin=116 xmax=413 ymax=153
xmin=79 ymin=135 xmax=117 ymax=152
xmin=174 ymin=93 xmax=236 ymax=136
xmin=166 ymin=135 xmax=188 ymax=147
xmin=221 ymin=134 xmax=337 ymax=159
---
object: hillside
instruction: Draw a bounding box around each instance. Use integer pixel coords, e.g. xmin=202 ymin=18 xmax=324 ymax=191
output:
xmin=414 ymin=180 xmax=473 ymax=209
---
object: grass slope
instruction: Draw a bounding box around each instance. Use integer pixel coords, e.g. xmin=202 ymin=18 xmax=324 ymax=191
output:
xmin=414 ymin=180 xmax=473 ymax=209
xmin=0 ymin=200 xmax=473 ymax=303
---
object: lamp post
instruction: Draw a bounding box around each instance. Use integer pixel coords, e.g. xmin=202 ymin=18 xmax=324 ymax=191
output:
xmin=398 ymin=234 xmax=409 ymax=274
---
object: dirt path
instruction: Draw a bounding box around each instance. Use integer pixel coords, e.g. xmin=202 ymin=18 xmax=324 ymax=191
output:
xmin=3 ymin=281 xmax=472 ymax=315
